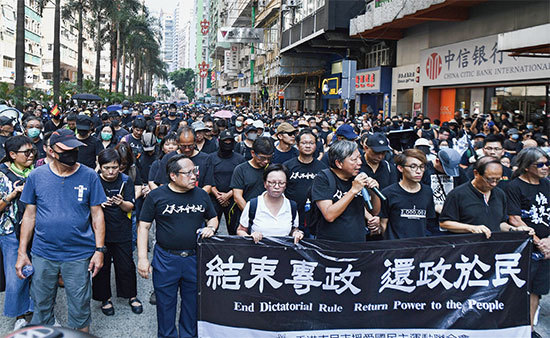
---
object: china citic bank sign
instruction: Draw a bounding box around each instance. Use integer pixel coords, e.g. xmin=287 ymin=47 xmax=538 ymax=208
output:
xmin=426 ymin=53 xmax=442 ymax=80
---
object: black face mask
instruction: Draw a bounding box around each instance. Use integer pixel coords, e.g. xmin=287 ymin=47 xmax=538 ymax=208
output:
xmin=111 ymin=120 xmax=120 ymax=127
xmin=393 ymin=121 xmax=399 ymax=127
xmin=423 ymin=123 xmax=431 ymax=129
xmin=55 ymin=148 xmax=79 ymax=166
xmin=169 ymin=111 xmax=177 ymax=116
xmin=219 ymin=140 xmax=234 ymax=157
xmin=77 ymin=129 xmax=89 ymax=137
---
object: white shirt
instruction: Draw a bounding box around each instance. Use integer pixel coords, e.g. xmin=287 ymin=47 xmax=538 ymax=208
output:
xmin=240 ymin=192 xmax=298 ymax=236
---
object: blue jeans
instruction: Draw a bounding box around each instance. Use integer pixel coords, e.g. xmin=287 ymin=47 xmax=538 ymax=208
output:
xmin=152 ymin=245 xmax=197 ymax=338
xmin=0 ymin=232 xmax=33 ymax=317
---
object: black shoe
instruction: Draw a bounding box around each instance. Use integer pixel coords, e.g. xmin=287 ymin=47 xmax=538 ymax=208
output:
xmin=129 ymin=298 xmax=143 ymax=314
xmin=149 ymin=291 xmax=156 ymax=305
xmin=532 ymin=330 xmax=542 ymax=338
xmin=101 ymin=300 xmax=115 ymax=316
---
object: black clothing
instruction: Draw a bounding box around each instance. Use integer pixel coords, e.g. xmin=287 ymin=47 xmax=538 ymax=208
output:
xmin=138 ymin=151 xmax=157 ymax=183
xmin=503 ymin=139 xmax=522 ymax=154
xmin=283 ymin=157 xmax=327 ymax=227
xmin=505 ymin=178 xmax=550 ymax=240
xmin=360 ymin=159 xmax=398 ymax=190
xmin=465 ymin=164 xmax=512 ymax=190
xmin=44 ymin=119 xmax=63 ymax=133
xmin=77 ymin=135 xmax=102 ymax=169
xmin=272 ymin=146 xmax=298 ymax=164
xmin=100 ymin=174 xmax=135 ymax=242
xmin=114 ymin=128 xmax=129 ymax=143
xmin=234 ymin=141 xmax=253 ymax=160
xmin=199 ymin=138 xmax=218 ymax=154
xmin=154 ymin=151 xmax=213 ymax=188
xmin=140 ymin=185 xmax=216 ymax=250
xmin=122 ymin=134 xmax=144 ymax=159
xmin=92 ymin=241 xmax=137 ymax=301
xmin=440 ymin=183 xmax=508 ymax=233
xmin=311 ymin=169 xmax=366 ymax=242
xmin=229 ymin=161 xmax=265 ymax=203
xmin=162 ymin=117 xmax=182 ymax=131
xmin=33 ymin=138 xmax=46 ymax=160
xmin=380 ymin=183 xmax=435 ymax=240
xmin=208 ymin=152 xmax=245 ymax=193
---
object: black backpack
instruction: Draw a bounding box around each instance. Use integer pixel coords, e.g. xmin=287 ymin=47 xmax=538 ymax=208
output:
xmin=247 ymin=197 xmax=297 ymax=234
xmin=303 ymin=168 xmax=336 ymax=237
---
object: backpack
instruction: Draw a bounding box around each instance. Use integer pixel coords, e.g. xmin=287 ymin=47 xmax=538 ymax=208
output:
xmin=303 ymin=168 xmax=336 ymax=237
xmin=247 ymin=197 xmax=297 ymax=235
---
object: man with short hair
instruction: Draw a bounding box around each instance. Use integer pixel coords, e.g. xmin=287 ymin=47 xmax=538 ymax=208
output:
xmin=234 ymin=125 xmax=257 ymax=160
xmin=138 ymin=155 xmax=217 ymax=338
xmin=284 ymin=129 xmax=327 ymax=232
xmin=154 ymin=127 xmax=213 ymax=193
xmin=503 ymin=128 xmax=522 ymax=156
xmin=23 ymin=117 xmax=45 ymax=160
xmin=16 ymin=129 xmax=107 ymax=333
xmin=76 ymin=115 xmax=102 ymax=169
xmin=273 ymin=122 xmax=298 ymax=164
xmin=229 ymin=137 xmax=274 ymax=234
xmin=360 ymin=132 xmax=398 ymax=190
xmin=465 ymin=133 xmax=512 ymax=188
xmin=191 ymin=121 xmax=217 ymax=154
xmin=122 ymin=117 xmax=147 ymax=159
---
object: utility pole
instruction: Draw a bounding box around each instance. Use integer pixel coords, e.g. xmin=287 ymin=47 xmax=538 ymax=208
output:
xmin=250 ymin=1 xmax=256 ymax=107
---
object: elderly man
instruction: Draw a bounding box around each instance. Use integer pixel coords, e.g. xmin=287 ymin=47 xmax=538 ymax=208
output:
xmin=15 ymin=129 xmax=107 ymax=332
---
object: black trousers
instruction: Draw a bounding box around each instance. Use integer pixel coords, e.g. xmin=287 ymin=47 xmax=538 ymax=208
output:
xmin=92 ymin=241 xmax=137 ymax=301
xmin=213 ymin=197 xmax=236 ymax=235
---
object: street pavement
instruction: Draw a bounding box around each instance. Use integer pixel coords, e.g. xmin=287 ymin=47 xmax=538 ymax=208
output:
xmin=0 ymin=219 xmax=548 ymax=337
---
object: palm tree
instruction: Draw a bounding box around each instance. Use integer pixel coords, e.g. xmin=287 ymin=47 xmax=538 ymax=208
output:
xmin=87 ymin=0 xmax=113 ymax=89
xmin=62 ymin=0 xmax=88 ymax=90
xmin=14 ymin=0 xmax=25 ymax=110
xmin=53 ymin=0 xmax=61 ymax=104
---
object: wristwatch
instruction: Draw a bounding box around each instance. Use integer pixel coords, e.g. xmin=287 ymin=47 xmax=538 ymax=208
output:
xmin=95 ymin=246 xmax=108 ymax=253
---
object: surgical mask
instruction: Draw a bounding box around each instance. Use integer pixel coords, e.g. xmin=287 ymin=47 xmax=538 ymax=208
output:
xmin=526 ymin=124 xmax=534 ymax=130
xmin=511 ymin=134 xmax=519 ymax=140
xmin=54 ymin=148 xmax=79 ymax=166
xmin=123 ymin=109 xmax=130 ymax=115
xmin=101 ymin=132 xmax=113 ymax=141
xmin=235 ymin=121 xmax=243 ymax=128
xmin=247 ymin=133 xmax=257 ymax=141
xmin=439 ymin=145 xmax=449 ymax=149
xmin=27 ymin=128 xmax=40 ymax=138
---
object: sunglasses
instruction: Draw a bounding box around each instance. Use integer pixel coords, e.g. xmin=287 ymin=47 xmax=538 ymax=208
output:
xmin=15 ymin=149 xmax=37 ymax=157
xmin=533 ymin=162 xmax=549 ymax=169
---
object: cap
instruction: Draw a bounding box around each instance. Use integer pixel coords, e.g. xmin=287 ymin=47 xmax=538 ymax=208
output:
xmin=244 ymin=125 xmax=257 ymax=133
xmin=474 ymin=133 xmax=487 ymax=139
xmin=277 ymin=122 xmax=296 ymax=134
xmin=219 ymin=130 xmax=234 ymax=140
xmin=191 ymin=121 xmax=210 ymax=132
xmin=76 ymin=115 xmax=93 ymax=131
xmin=336 ymin=124 xmax=358 ymax=141
xmin=366 ymin=132 xmax=391 ymax=152
xmin=0 ymin=116 xmax=13 ymax=126
xmin=50 ymin=129 xmax=86 ymax=150
xmin=437 ymin=148 xmax=461 ymax=177
xmin=253 ymin=120 xmax=264 ymax=130
xmin=142 ymin=132 xmax=157 ymax=151
xmin=298 ymin=120 xmax=309 ymax=127
xmin=507 ymin=128 xmax=519 ymax=135
xmin=414 ymin=138 xmax=431 ymax=147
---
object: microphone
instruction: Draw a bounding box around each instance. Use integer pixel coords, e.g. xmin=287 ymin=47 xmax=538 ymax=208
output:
xmin=359 ymin=172 xmax=386 ymax=201
xmin=361 ymin=187 xmax=373 ymax=210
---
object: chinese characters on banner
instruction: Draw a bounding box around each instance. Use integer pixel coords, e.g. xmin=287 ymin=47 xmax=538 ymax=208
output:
xmin=198 ymin=233 xmax=531 ymax=338
xmin=420 ymin=34 xmax=550 ymax=86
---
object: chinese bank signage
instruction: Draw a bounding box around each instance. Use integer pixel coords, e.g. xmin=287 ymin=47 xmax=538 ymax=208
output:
xmin=420 ymin=34 xmax=550 ymax=86
xmin=356 ymin=67 xmax=392 ymax=94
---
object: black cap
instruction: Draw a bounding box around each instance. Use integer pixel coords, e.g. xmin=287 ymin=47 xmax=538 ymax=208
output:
xmin=76 ymin=115 xmax=93 ymax=131
xmin=366 ymin=132 xmax=391 ymax=152
xmin=219 ymin=130 xmax=234 ymax=141
xmin=0 ymin=116 xmax=13 ymax=126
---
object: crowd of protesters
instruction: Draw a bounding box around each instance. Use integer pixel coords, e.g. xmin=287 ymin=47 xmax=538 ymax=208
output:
xmin=0 ymin=100 xmax=547 ymax=337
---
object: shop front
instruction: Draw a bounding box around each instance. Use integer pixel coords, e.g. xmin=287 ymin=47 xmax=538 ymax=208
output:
xmin=420 ymin=33 xmax=550 ymax=123
xmin=321 ymin=74 xmax=343 ymax=112
xmin=391 ymin=64 xmax=422 ymax=117
xmin=355 ymin=66 xmax=392 ymax=117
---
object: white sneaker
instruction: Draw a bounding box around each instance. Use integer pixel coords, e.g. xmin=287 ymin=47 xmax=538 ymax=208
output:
xmin=53 ymin=318 xmax=61 ymax=327
xmin=13 ymin=318 xmax=27 ymax=331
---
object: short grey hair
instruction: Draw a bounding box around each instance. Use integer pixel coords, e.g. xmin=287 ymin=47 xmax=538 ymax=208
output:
xmin=328 ymin=140 xmax=358 ymax=169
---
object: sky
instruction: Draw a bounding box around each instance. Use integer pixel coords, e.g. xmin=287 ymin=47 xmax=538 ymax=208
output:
xmin=143 ymin=0 xmax=188 ymax=17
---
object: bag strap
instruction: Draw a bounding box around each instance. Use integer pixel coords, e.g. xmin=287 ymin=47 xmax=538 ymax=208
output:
xmin=247 ymin=197 xmax=258 ymax=234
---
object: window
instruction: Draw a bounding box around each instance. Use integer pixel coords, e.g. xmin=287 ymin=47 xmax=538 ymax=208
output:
xmin=3 ymin=57 xmax=14 ymax=68
xmin=365 ymin=42 xmax=391 ymax=68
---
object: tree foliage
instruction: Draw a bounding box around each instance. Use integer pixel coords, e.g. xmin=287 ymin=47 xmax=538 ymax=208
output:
xmin=169 ymin=69 xmax=195 ymax=101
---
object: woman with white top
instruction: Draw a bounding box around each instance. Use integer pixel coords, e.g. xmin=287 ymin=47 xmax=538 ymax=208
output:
xmin=237 ymin=164 xmax=303 ymax=244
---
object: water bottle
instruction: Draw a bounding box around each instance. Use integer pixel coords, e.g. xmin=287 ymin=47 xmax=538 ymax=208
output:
xmin=304 ymin=199 xmax=311 ymax=212
xmin=22 ymin=265 xmax=34 ymax=278
xmin=532 ymin=252 xmax=545 ymax=261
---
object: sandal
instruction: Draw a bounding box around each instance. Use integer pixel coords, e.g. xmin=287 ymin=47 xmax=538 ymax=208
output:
xmin=129 ymin=298 xmax=143 ymax=314
xmin=101 ymin=300 xmax=115 ymax=316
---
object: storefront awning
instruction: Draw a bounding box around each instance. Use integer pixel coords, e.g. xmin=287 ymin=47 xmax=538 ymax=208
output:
xmin=498 ymin=24 xmax=550 ymax=58
xmin=219 ymin=87 xmax=251 ymax=96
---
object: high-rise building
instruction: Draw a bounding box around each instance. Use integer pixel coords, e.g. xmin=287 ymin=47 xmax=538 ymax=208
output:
xmin=160 ymin=11 xmax=175 ymax=72
xmin=0 ymin=0 xmax=17 ymax=84
xmin=173 ymin=1 xmax=195 ymax=72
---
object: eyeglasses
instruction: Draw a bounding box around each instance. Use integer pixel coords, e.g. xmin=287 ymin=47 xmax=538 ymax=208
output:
xmin=15 ymin=149 xmax=37 ymax=157
xmin=481 ymin=176 xmax=501 ymax=184
xmin=266 ymin=181 xmax=286 ymax=187
xmin=180 ymin=144 xmax=195 ymax=149
xmin=403 ymin=164 xmax=426 ymax=171
xmin=533 ymin=162 xmax=549 ymax=169
xmin=255 ymin=154 xmax=272 ymax=162
xmin=483 ymin=147 xmax=503 ymax=152
xmin=178 ymin=168 xmax=199 ymax=177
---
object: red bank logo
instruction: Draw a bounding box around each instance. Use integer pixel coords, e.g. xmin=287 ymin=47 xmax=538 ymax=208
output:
xmin=426 ymin=53 xmax=442 ymax=80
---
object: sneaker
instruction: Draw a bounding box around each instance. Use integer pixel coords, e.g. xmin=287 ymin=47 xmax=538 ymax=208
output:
xmin=532 ymin=330 xmax=542 ymax=338
xmin=13 ymin=318 xmax=27 ymax=331
xmin=53 ymin=318 xmax=61 ymax=327
xmin=149 ymin=291 xmax=156 ymax=305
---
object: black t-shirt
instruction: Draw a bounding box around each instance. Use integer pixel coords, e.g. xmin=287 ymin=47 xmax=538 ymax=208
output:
xmin=311 ymin=169 xmax=366 ymax=242
xmin=162 ymin=117 xmax=182 ymax=131
xmin=140 ymin=185 xmax=216 ymax=250
xmin=208 ymin=152 xmax=245 ymax=193
xmin=44 ymin=119 xmax=63 ymax=133
xmin=154 ymin=151 xmax=213 ymax=188
xmin=123 ymin=134 xmax=144 ymax=159
xmin=272 ymin=146 xmax=298 ymax=164
xmin=505 ymin=178 xmax=550 ymax=239
xmin=360 ymin=159 xmax=398 ymax=190
xmin=465 ymin=164 xmax=512 ymax=190
xmin=234 ymin=141 xmax=253 ymax=160
xmin=200 ymin=138 xmax=218 ymax=154
xmin=148 ymin=159 xmax=160 ymax=182
xmin=283 ymin=157 xmax=327 ymax=226
xmin=421 ymin=161 xmax=469 ymax=208
xmin=33 ymin=138 xmax=46 ymax=160
xmin=138 ymin=151 xmax=157 ymax=183
xmin=100 ymin=174 xmax=135 ymax=242
xmin=503 ymin=139 xmax=522 ymax=153
xmin=380 ymin=183 xmax=435 ymax=240
xmin=77 ymin=135 xmax=102 ymax=168
xmin=439 ymin=183 xmax=508 ymax=232
xmin=114 ymin=127 xmax=129 ymax=143
xmin=230 ymin=161 xmax=265 ymax=204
